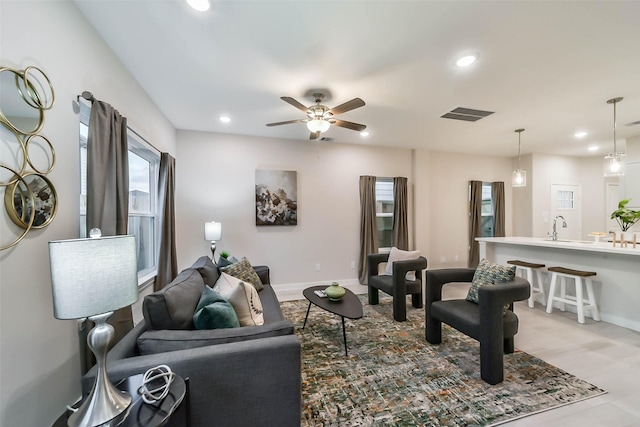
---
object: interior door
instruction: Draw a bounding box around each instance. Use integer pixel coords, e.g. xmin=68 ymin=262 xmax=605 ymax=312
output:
xmin=550 ymin=184 xmax=582 ymax=240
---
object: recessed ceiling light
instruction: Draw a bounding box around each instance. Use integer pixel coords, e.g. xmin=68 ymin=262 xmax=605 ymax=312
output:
xmin=186 ymin=0 xmax=210 ymax=12
xmin=360 ymin=131 xmax=370 ymax=137
xmin=456 ymin=55 xmax=477 ymax=67
xmin=588 ymin=145 xmax=599 ymax=152
xmin=574 ymin=131 xmax=588 ymax=138
xmin=219 ymin=115 xmax=231 ymax=123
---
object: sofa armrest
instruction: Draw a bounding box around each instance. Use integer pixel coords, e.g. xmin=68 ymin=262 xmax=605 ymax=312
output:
xmin=84 ymin=335 xmax=301 ymax=427
xmin=106 ymin=320 xmax=147 ymax=361
xmin=252 ymin=265 xmax=270 ymax=285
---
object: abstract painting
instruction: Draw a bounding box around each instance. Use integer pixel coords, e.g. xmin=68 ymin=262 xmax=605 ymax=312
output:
xmin=255 ymin=169 xmax=297 ymax=226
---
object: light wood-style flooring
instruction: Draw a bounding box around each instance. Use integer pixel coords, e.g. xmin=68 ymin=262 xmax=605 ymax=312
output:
xmin=443 ymin=282 xmax=640 ymax=427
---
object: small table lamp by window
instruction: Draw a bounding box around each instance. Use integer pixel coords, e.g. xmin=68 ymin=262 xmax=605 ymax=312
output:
xmin=49 ymin=232 xmax=138 ymax=427
xmin=204 ymin=221 xmax=222 ymax=260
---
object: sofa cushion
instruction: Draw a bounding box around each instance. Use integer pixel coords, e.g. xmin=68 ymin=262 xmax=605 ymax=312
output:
xmin=220 ymin=257 xmax=264 ymax=291
xmin=193 ymin=286 xmax=240 ymax=330
xmin=191 ymin=255 xmax=220 ymax=286
xmin=143 ymin=268 xmax=205 ymax=330
xmin=214 ymin=273 xmax=264 ymax=326
xmin=466 ymin=259 xmax=516 ymax=304
xmin=384 ymin=247 xmax=421 ymax=280
xmin=136 ymin=320 xmax=295 ymax=355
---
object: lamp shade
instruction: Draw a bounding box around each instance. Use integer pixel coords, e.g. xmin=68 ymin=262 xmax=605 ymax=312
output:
xmin=604 ymin=152 xmax=626 ymax=177
xmin=49 ymin=235 xmax=138 ymax=320
xmin=204 ymin=221 xmax=222 ymax=241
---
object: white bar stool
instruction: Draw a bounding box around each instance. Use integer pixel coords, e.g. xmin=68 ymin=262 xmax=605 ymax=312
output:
xmin=546 ymin=266 xmax=600 ymax=324
xmin=507 ymin=260 xmax=546 ymax=308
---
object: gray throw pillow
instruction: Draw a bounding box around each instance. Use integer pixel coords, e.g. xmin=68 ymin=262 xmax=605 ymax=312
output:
xmin=466 ymin=258 xmax=516 ymax=304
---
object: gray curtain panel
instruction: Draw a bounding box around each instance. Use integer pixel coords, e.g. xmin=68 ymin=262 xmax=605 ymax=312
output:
xmin=359 ymin=176 xmax=379 ymax=284
xmin=155 ymin=153 xmax=178 ymax=291
xmin=491 ymin=181 xmax=506 ymax=237
xmin=84 ymin=99 xmax=133 ymax=373
xmin=392 ymin=176 xmax=409 ymax=250
xmin=468 ymin=180 xmax=483 ymax=268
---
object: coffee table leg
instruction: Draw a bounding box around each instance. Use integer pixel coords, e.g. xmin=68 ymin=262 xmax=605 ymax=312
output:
xmin=342 ymin=316 xmax=348 ymax=356
xmin=302 ymin=302 xmax=312 ymax=330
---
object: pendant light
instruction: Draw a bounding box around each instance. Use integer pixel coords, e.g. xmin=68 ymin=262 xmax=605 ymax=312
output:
xmin=604 ymin=97 xmax=625 ymax=177
xmin=512 ymin=128 xmax=526 ymax=187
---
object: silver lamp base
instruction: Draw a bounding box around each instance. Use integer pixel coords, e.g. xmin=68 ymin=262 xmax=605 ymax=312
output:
xmin=68 ymin=312 xmax=132 ymax=427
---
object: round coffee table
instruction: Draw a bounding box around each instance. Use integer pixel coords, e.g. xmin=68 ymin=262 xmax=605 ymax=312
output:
xmin=302 ymin=285 xmax=363 ymax=356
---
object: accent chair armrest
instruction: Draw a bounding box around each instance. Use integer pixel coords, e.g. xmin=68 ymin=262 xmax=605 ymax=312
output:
xmin=478 ymin=277 xmax=530 ymax=315
xmin=426 ymin=268 xmax=476 ymax=304
xmin=392 ymin=256 xmax=427 ymax=282
xmin=367 ymin=253 xmax=389 ymax=279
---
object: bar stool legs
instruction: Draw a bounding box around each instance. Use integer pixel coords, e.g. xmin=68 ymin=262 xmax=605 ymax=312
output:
xmin=507 ymin=260 xmax=546 ymax=308
xmin=546 ymin=267 xmax=600 ymax=324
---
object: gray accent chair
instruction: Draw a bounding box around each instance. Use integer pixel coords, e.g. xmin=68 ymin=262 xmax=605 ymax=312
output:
xmin=425 ymin=268 xmax=530 ymax=385
xmin=367 ymin=253 xmax=428 ymax=321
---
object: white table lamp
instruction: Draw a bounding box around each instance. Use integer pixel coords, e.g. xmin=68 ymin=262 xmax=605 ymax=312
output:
xmin=49 ymin=233 xmax=138 ymax=427
xmin=204 ymin=221 xmax=222 ymax=259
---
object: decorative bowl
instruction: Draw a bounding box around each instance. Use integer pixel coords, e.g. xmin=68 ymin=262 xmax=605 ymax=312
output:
xmin=324 ymin=282 xmax=346 ymax=301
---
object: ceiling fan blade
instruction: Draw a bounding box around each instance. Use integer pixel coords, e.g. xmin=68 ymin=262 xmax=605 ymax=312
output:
xmin=328 ymin=98 xmax=365 ymax=116
xmin=281 ymin=96 xmax=310 ymax=114
xmin=331 ymin=119 xmax=367 ymax=132
xmin=309 ymin=131 xmax=320 ymax=140
xmin=266 ymin=119 xmax=307 ymax=127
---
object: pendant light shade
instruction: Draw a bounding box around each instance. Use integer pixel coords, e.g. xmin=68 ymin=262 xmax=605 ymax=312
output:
xmin=604 ymin=97 xmax=625 ymax=177
xmin=512 ymin=128 xmax=526 ymax=187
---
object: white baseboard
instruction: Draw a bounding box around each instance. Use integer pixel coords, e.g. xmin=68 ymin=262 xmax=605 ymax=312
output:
xmin=272 ymin=279 xmax=368 ymax=301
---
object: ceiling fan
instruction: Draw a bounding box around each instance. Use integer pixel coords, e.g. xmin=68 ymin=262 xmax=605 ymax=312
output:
xmin=266 ymin=93 xmax=366 ymax=140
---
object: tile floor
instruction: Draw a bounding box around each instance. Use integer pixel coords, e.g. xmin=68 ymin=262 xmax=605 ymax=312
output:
xmin=443 ymin=282 xmax=640 ymax=427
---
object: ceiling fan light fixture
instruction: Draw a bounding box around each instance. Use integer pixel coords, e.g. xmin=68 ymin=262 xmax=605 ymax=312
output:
xmin=456 ymin=55 xmax=477 ymax=67
xmin=186 ymin=0 xmax=210 ymax=11
xmin=604 ymin=97 xmax=625 ymax=177
xmin=512 ymin=128 xmax=527 ymax=188
xmin=306 ymin=118 xmax=330 ymax=133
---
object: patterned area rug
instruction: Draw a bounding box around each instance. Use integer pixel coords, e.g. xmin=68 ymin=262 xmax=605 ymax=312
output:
xmin=280 ymin=294 xmax=606 ymax=427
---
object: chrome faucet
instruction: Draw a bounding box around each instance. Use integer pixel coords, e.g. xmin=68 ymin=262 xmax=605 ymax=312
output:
xmin=551 ymin=215 xmax=567 ymax=241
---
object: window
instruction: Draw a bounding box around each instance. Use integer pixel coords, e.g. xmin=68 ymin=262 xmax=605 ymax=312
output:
xmin=481 ymin=182 xmax=494 ymax=237
xmin=376 ymin=178 xmax=394 ymax=250
xmin=79 ymin=103 xmax=160 ymax=285
xmin=556 ymin=190 xmax=575 ymax=210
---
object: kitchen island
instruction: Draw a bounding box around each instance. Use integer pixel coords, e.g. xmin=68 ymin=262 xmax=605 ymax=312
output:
xmin=477 ymin=236 xmax=640 ymax=332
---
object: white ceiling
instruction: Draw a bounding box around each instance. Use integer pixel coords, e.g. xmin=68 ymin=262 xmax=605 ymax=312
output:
xmin=74 ymin=0 xmax=640 ymax=158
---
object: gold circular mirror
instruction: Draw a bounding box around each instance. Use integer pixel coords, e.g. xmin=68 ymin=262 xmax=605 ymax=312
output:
xmin=0 ymin=122 xmax=27 ymax=186
xmin=0 ymin=67 xmax=45 ymax=136
xmin=4 ymin=171 xmax=57 ymax=229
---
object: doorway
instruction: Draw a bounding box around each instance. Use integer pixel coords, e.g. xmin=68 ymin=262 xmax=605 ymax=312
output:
xmin=550 ymin=184 xmax=582 ymax=240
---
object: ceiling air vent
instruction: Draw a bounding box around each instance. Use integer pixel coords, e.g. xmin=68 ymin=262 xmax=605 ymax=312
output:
xmin=441 ymin=107 xmax=494 ymax=122
xmin=320 ymin=137 xmax=334 ymax=142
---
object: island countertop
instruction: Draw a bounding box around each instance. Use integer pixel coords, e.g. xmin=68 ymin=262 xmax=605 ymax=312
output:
xmin=476 ymin=236 xmax=640 ymax=257
xmin=476 ymin=236 xmax=640 ymax=332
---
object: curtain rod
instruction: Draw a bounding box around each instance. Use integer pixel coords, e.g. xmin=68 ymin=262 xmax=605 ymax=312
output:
xmin=76 ymin=90 xmax=162 ymax=156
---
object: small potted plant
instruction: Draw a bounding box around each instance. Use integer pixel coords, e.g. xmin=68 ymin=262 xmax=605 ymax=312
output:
xmin=218 ymin=250 xmax=233 ymax=267
xmin=610 ymin=199 xmax=640 ymax=232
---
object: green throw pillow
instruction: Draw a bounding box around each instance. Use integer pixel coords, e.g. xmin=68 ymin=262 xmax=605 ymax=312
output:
xmin=466 ymin=259 xmax=516 ymax=304
xmin=193 ymin=286 xmax=240 ymax=329
xmin=219 ymin=256 xmax=264 ymax=291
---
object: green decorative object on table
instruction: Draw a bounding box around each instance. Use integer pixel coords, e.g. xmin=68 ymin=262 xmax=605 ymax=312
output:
xmin=324 ymin=282 xmax=346 ymax=301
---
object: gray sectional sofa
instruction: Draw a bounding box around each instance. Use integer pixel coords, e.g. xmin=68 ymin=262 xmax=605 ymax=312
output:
xmin=82 ymin=256 xmax=301 ymax=427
